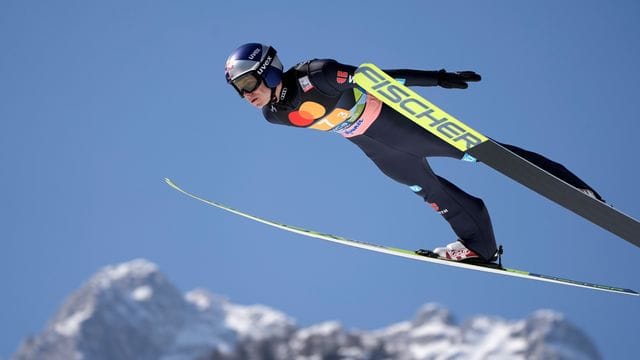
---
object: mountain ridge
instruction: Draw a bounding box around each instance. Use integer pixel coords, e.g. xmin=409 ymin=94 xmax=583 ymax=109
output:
xmin=14 ymin=259 xmax=601 ymax=360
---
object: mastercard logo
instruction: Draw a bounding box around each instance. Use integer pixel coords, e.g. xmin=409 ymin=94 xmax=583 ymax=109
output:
xmin=288 ymin=101 xmax=352 ymax=131
xmin=288 ymin=101 xmax=326 ymax=126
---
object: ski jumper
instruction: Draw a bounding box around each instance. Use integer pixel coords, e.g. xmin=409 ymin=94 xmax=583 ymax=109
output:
xmin=262 ymin=59 xmax=599 ymax=261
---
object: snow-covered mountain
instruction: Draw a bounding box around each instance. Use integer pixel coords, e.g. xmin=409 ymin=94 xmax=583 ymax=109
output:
xmin=14 ymin=259 xmax=601 ymax=360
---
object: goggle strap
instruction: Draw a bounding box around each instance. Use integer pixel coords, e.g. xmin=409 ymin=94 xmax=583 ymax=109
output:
xmin=256 ymin=47 xmax=277 ymax=75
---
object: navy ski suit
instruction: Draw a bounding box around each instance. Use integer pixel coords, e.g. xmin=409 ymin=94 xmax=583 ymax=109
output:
xmin=262 ymin=59 xmax=599 ymax=260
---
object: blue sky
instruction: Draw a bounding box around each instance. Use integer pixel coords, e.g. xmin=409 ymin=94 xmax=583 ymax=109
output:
xmin=1 ymin=0 xmax=638 ymax=358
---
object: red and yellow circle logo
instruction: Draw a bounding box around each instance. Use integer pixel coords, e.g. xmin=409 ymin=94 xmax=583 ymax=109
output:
xmin=288 ymin=101 xmax=326 ymax=127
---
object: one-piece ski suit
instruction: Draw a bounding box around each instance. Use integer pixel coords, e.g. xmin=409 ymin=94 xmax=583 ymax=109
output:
xmin=262 ymin=59 xmax=600 ymax=260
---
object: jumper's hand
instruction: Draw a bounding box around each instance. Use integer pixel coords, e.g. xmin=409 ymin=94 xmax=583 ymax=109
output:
xmin=437 ymin=70 xmax=481 ymax=89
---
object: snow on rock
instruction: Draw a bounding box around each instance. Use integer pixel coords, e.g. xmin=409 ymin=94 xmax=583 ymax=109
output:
xmin=91 ymin=258 xmax=159 ymax=289
xmin=131 ymin=285 xmax=153 ymax=301
xmin=296 ymin=321 xmax=343 ymax=340
xmin=224 ymin=303 xmax=296 ymax=341
xmin=163 ymin=289 xmax=236 ymax=360
xmin=185 ymin=288 xmax=223 ymax=311
xmin=53 ymin=306 xmax=93 ymax=337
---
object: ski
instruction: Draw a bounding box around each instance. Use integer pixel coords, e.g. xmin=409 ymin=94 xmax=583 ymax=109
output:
xmin=353 ymin=63 xmax=640 ymax=248
xmin=165 ymin=178 xmax=637 ymax=297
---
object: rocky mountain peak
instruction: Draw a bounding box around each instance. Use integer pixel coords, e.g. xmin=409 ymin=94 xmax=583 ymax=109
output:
xmin=14 ymin=259 xmax=601 ymax=360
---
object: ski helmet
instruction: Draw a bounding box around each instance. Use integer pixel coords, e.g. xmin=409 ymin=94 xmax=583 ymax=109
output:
xmin=225 ymin=43 xmax=284 ymax=97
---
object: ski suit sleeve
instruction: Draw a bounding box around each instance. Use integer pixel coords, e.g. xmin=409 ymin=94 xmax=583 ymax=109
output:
xmin=307 ymin=60 xmax=445 ymax=92
xmin=383 ymin=69 xmax=481 ymax=88
xmin=310 ymin=59 xmax=481 ymax=94
xmin=307 ymin=59 xmax=359 ymax=96
xmin=382 ymin=69 xmax=440 ymax=87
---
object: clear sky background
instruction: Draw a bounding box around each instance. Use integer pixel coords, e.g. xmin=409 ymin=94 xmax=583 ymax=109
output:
xmin=1 ymin=0 xmax=638 ymax=358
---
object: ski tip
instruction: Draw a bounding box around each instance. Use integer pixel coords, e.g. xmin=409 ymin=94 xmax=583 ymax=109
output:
xmin=164 ymin=178 xmax=182 ymax=191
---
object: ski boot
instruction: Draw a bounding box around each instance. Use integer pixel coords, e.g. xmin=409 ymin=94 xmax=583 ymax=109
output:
xmin=415 ymin=240 xmax=504 ymax=269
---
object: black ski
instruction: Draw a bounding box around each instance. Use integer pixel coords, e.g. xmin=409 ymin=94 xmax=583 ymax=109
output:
xmin=354 ymin=63 xmax=639 ymax=248
xmin=468 ymin=140 xmax=639 ymax=246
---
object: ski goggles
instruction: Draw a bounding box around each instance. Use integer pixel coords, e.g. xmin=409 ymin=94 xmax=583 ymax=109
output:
xmin=230 ymin=71 xmax=262 ymax=97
